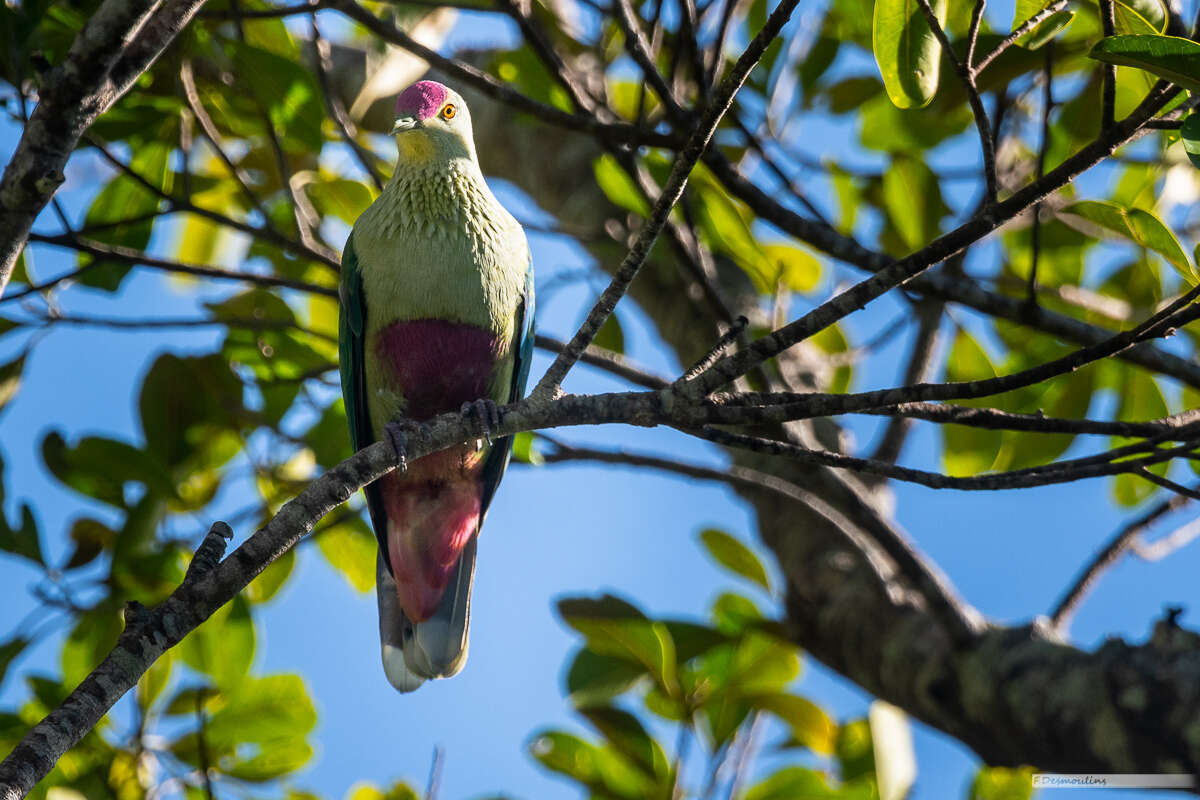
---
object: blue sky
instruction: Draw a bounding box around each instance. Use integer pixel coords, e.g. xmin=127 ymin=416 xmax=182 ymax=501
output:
xmin=2 ymin=3 xmax=1199 ymax=799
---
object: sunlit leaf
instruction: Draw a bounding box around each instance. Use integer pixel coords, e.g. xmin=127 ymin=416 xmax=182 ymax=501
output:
xmin=245 ymin=545 xmax=295 ymax=604
xmin=942 ymin=329 xmax=1002 ymax=476
xmin=565 ymin=648 xmax=648 ymax=707
xmin=0 ymin=350 xmax=22 ymax=417
xmin=308 ymin=177 xmax=374 ymax=225
xmin=1089 ymin=34 xmax=1200 ymax=93
xmin=747 ymin=692 xmax=837 ymax=754
xmin=698 ymin=528 xmax=771 ymax=592
xmin=529 ymin=730 xmax=653 ymax=799
xmin=594 ymin=154 xmax=650 ymax=217
xmin=872 ymin=0 xmax=947 ymax=108
xmin=511 ymin=431 xmax=544 ymax=465
xmin=1182 ymin=114 xmax=1200 ymax=169
xmin=593 ymin=312 xmax=625 ymax=354
xmin=61 ymin=604 xmax=123 ymax=689
xmin=179 ymin=595 xmax=255 ymax=689
xmin=971 ymin=766 xmax=1036 ymax=800
xmin=558 ymin=595 xmax=678 ymax=696
xmin=711 ymin=592 xmax=763 ymax=634
xmin=580 ymin=706 xmax=670 ymax=782
xmin=0 ymin=636 xmax=29 ymax=692
xmin=745 ymin=766 xmax=843 ymax=800
xmin=316 ymin=514 xmax=376 ymax=593
xmin=1061 ymin=200 xmax=1194 ymax=284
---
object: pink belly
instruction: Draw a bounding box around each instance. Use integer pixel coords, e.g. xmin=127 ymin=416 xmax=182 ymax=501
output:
xmin=373 ymin=318 xmax=505 ymax=621
xmin=374 ymin=318 xmax=506 ymax=420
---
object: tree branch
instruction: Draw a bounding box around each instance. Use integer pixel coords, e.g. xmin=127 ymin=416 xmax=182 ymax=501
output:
xmin=0 ymin=0 xmax=210 ymax=299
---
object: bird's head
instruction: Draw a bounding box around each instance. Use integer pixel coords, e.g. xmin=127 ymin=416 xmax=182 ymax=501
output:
xmin=391 ymin=81 xmax=476 ymax=167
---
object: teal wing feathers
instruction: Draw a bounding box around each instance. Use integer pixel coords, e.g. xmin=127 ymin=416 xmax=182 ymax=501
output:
xmin=338 ymin=235 xmax=389 ymax=541
xmin=479 ymin=257 xmax=535 ymax=515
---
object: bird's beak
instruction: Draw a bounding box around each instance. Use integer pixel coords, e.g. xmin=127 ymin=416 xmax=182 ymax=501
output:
xmin=391 ymin=115 xmax=421 ymax=134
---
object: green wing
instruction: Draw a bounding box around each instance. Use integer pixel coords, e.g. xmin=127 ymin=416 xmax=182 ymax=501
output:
xmin=339 ymin=234 xmax=388 ymax=537
xmin=478 ymin=257 xmax=535 ymax=515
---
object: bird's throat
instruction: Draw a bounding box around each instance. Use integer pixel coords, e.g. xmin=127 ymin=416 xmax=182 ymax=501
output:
xmin=395 ymin=131 xmax=436 ymax=167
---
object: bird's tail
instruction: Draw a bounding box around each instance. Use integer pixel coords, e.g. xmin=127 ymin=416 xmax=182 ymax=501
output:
xmin=377 ymin=534 xmax=477 ymax=693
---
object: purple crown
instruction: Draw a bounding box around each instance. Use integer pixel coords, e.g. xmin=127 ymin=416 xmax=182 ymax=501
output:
xmin=395 ymin=81 xmax=448 ymax=121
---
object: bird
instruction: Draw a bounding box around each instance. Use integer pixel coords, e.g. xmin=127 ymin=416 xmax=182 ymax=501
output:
xmin=338 ymin=80 xmax=534 ymax=692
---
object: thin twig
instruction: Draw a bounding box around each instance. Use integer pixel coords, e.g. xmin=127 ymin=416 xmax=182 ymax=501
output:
xmin=869 ymin=302 xmax=942 ymax=464
xmin=1050 ymin=492 xmax=1192 ymax=633
xmin=1099 ymin=0 xmax=1117 ymax=129
xmin=533 ymin=0 xmax=801 ymax=398
xmin=914 ymin=0 xmax=997 ymax=201
xmin=973 ymin=0 xmax=1069 ymax=75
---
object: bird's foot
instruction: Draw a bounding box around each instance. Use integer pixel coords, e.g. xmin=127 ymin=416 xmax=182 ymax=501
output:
xmin=384 ymin=418 xmax=428 ymax=473
xmin=460 ymin=399 xmax=500 ymax=448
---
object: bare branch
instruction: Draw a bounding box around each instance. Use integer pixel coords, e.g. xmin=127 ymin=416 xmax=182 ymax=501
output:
xmin=914 ymin=0 xmax=997 ymax=201
xmin=533 ymin=0 xmax=800 ymax=398
xmin=1050 ymin=492 xmax=1193 ymax=634
xmin=0 ymin=0 xmax=210 ymax=298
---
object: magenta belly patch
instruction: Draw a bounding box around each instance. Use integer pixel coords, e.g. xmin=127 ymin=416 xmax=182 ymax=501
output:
xmin=375 ymin=319 xmax=506 ymax=420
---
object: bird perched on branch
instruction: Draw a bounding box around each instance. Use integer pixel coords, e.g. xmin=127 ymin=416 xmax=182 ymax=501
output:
xmin=338 ymin=81 xmax=534 ymax=692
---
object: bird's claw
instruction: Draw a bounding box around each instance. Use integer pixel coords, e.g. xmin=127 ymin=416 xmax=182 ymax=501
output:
xmin=384 ymin=418 xmax=427 ymax=473
xmin=460 ymin=399 xmax=500 ymax=448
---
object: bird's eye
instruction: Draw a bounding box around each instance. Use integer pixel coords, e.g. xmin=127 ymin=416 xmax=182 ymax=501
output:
xmin=441 ymin=104 xmax=457 ymax=120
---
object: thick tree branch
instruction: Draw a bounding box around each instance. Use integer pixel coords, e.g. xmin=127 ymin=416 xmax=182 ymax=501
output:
xmin=0 ymin=0 xmax=210 ymax=299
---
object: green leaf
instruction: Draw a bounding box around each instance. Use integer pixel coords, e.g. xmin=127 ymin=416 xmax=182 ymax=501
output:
xmin=837 ymin=717 xmax=876 ymax=781
xmin=580 ymin=706 xmax=670 ymax=782
xmin=593 ymin=312 xmax=625 ymax=354
xmin=1089 ymin=34 xmax=1200 ymax=93
xmin=1012 ymin=0 xmax=1073 ymax=46
xmin=137 ymin=649 xmax=173 ymax=712
xmin=529 ymin=730 xmax=653 ymax=799
xmin=881 ymin=155 xmax=946 ymax=252
xmin=230 ymin=42 xmax=324 ymax=152
xmin=762 ymin=244 xmax=822 ymax=292
xmin=558 ymin=595 xmax=678 ymax=696
xmin=245 ymin=545 xmax=295 ymax=604
xmin=872 ymin=0 xmax=947 ymax=108
xmin=179 ymin=595 xmax=255 ymax=689
xmin=1060 ymin=200 xmax=1195 ymax=284
xmin=0 ymin=636 xmax=29 ymax=692
xmin=746 ymin=692 xmax=837 ymax=754
xmin=164 ymin=685 xmax=221 ymax=716
xmin=565 ymin=648 xmax=648 ymax=707
xmin=61 ymin=604 xmax=123 ymax=689
xmin=711 ymin=592 xmax=763 ymax=635
xmin=204 ymin=673 xmax=317 ymax=747
xmin=970 ymin=766 xmax=1036 ymax=800
xmin=64 ymin=517 xmax=115 ymax=570
xmin=139 ymin=353 xmax=244 ymax=471
xmin=0 ymin=352 xmax=24 ymax=415
xmin=1181 ymin=114 xmax=1200 ymax=169
xmin=1112 ymin=368 xmax=1169 ymax=505
xmin=942 ymin=330 xmax=1002 ymax=476
xmin=0 ymin=452 xmax=40 ymax=567
xmin=698 ymin=528 xmax=771 ymax=592
xmin=226 ymin=738 xmax=314 ymax=782
xmin=745 ymin=766 xmax=843 ymax=800
xmin=42 ymin=433 xmax=176 ymax=507
xmin=315 ymin=514 xmax=376 ymax=593
xmin=307 ymin=178 xmax=374 ymax=225
xmin=594 ymin=154 xmax=650 ymax=217
xmin=78 ymin=140 xmax=170 ymax=292
xmin=1113 ymin=0 xmax=1160 ymax=35
xmin=511 ymin=431 xmax=544 ymax=465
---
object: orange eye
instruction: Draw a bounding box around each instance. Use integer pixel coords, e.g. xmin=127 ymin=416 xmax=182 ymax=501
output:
xmin=441 ymin=104 xmax=457 ymax=120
